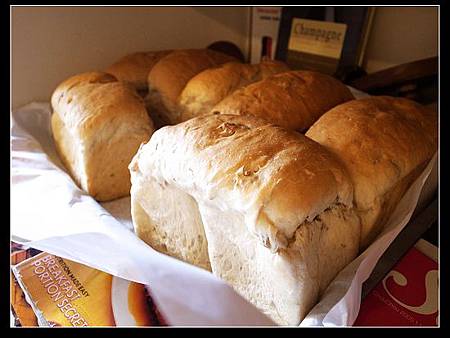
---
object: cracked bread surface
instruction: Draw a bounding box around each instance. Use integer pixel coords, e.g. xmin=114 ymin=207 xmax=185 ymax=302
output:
xmin=210 ymin=70 xmax=354 ymax=132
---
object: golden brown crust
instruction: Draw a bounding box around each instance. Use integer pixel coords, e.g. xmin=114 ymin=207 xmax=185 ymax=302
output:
xmin=178 ymin=60 xmax=290 ymax=122
xmin=306 ymin=96 xmax=438 ymax=248
xmin=211 ymin=70 xmax=354 ymax=132
xmin=105 ymin=50 xmax=172 ymax=92
xmin=51 ymin=71 xmax=154 ymax=201
xmin=146 ymin=49 xmax=239 ymax=125
xmin=129 ymin=113 xmax=360 ymax=325
xmin=131 ymin=113 xmax=354 ymax=249
xmin=51 ymin=72 xmax=117 ymax=109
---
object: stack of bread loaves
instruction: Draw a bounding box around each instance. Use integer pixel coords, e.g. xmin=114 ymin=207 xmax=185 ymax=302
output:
xmin=129 ymin=114 xmax=361 ymax=324
xmin=146 ymin=56 xmax=355 ymax=131
xmin=51 ymin=48 xmax=238 ymax=202
xmin=145 ymin=49 xmax=240 ymax=127
xmin=129 ymin=97 xmax=437 ymax=325
xmin=178 ymin=60 xmax=291 ymax=121
xmin=50 ymin=48 xmax=437 ymax=326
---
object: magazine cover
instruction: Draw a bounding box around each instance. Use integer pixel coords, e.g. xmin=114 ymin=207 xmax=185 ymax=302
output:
xmin=11 ymin=250 xmax=166 ymax=327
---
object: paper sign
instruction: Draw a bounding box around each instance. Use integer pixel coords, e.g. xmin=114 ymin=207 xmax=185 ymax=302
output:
xmin=288 ymin=18 xmax=347 ymax=60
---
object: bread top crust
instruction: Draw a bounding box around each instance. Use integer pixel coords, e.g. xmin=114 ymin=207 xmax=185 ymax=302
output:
xmin=129 ymin=114 xmax=353 ymax=252
xmin=51 ymin=71 xmax=154 ymax=142
xmin=105 ymin=50 xmax=172 ymax=91
xmin=210 ymin=70 xmax=354 ymax=132
xmin=306 ymin=96 xmax=438 ymax=211
xmin=146 ymin=49 xmax=239 ymax=123
xmin=178 ymin=60 xmax=290 ymax=121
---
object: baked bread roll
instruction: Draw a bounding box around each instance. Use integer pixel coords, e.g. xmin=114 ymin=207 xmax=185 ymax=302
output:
xmin=129 ymin=114 xmax=360 ymax=325
xmin=105 ymin=50 xmax=172 ymax=97
xmin=306 ymin=96 xmax=438 ymax=249
xmin=51 ymin=71 xmax=154 ymax=202
xmin=211 ymin=70 xmax=354 ymax=132
xmin=178 ymin=60 xmax=290 ymax=122
xmin=146 ymin=49 xmax=239 ymax=127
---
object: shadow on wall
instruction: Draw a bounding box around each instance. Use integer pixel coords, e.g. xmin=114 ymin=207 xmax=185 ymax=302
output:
xmin=193 ymin=7 xmax=250 ymax=37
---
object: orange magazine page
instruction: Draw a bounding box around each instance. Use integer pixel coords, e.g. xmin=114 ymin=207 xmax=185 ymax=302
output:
xmin=11 ymin=251 xmax=166 ymax=327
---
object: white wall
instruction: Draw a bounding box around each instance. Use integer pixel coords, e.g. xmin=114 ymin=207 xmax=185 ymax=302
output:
xmin=11 ymin=6 xmax=251 ymax=109
xmin=363 ymin=6 xmax=438 ymax=73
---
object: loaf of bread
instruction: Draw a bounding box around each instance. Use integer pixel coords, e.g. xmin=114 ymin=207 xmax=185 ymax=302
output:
xmin=146 ymin=49 xmax=239 ymax=127
xmin=105 ymin=50 xmax=172 ymax=97
xmin=51 ymin=71 xmax=154 ymax=202
xmin=211 ymin=70 xmax=354 ymax=132
xmin=178 ymin=60 xmax=290 ymax=122
xmin=129 ymin=114 xmax=360 ymax=325
xmin=306 ymin=96 xmax=438 ymax=249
